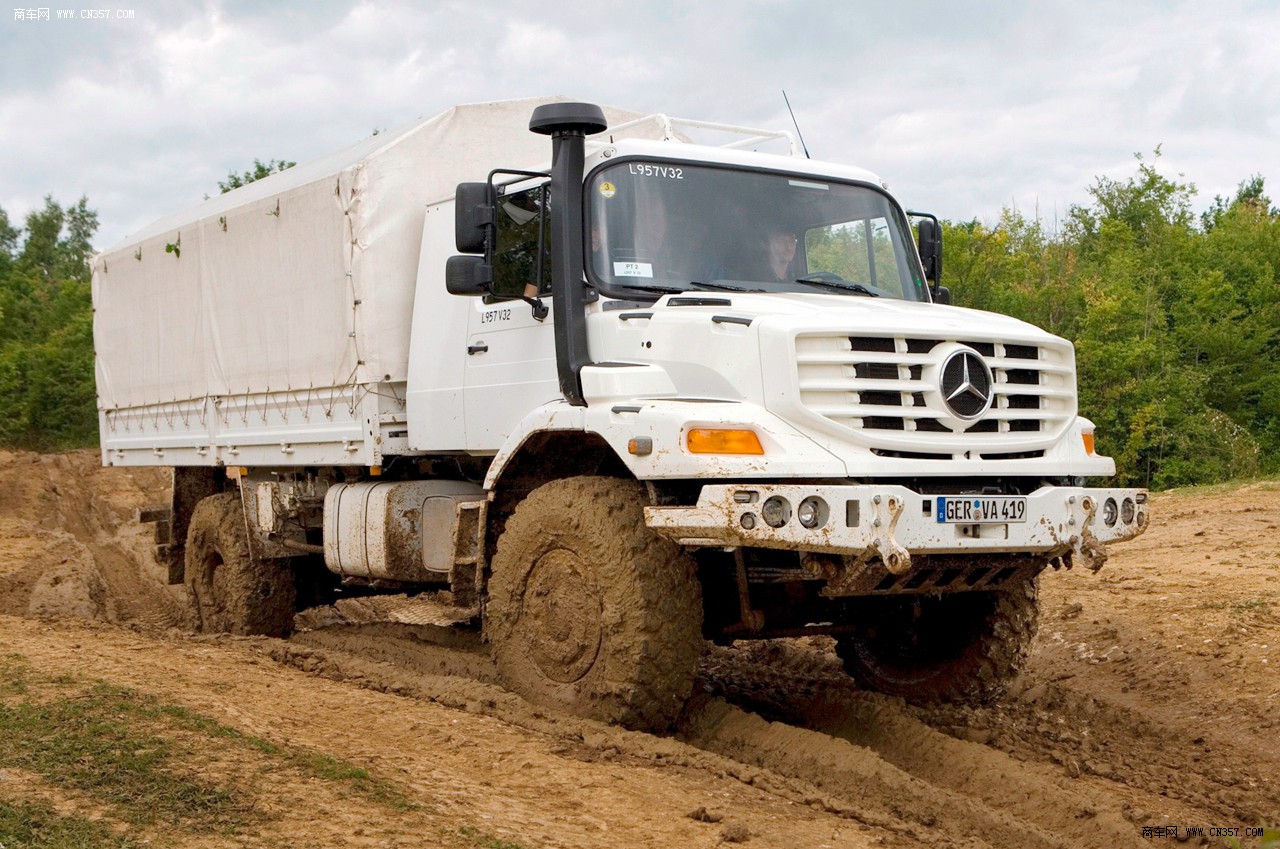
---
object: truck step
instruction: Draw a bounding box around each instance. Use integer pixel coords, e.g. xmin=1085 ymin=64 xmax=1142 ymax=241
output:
xmin=136 ymin=505 xmax=172 ymax=524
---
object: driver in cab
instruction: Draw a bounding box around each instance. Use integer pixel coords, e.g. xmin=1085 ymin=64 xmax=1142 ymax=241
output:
xmin=764 ymin=226 xmax=799 ymax=282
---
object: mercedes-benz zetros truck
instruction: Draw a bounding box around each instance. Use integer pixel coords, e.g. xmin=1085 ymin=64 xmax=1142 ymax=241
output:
xmin=92 ymin=97 xmax=1148 ymax=729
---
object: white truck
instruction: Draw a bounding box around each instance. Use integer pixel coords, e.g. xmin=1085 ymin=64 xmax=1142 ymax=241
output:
xmin=93 ymin=96 xmax=1148 ymax=729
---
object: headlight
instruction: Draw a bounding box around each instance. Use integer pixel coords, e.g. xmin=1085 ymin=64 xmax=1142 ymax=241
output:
xmin=761 ymin=496 xmax=791 ymax=528
xmin=1102 ymin=497 xmax=1118 ymax=527
xmin=1121 ymin=498 xmax=1135 ymax=524
xmin=797 ymin=496 xmax=828 ymax=529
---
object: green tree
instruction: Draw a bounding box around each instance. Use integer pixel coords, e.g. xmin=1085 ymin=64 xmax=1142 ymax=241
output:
xmin=945 ymin=152 xmax=1280 ymax=487
xmin=1201 ymin=174 xmax=1278 ymax=231
xmin=0 ymin=197 xmax=100 ymax=450
xmin=217 ymin=158 xmax=296 ymax=194
xmin=0 ymin=207 xmax=19 ymax=281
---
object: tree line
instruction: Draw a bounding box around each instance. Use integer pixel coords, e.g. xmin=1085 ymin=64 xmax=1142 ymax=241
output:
xmin=943 ymin=153 xmax=1279 ymax=488
xmin=0 ymin=154 xmax=1276 ymax=488
xmin=0 ymin=197 xmax=98 ymax=449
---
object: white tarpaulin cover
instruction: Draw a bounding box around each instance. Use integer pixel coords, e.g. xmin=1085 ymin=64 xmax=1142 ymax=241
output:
xmin=92 ymin=96 xmax=642 ymax=412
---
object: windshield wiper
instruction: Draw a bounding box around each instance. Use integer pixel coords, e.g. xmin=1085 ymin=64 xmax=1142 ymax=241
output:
xmin=794 ymin=275 xmax=881 ymax=297
xmin=608 ymin=281 xmax=766 ymax=297
xmin=608 ymin=282 xmax=687 ymax=296
xmin=689 ymin=280 xmax=768 ymax=293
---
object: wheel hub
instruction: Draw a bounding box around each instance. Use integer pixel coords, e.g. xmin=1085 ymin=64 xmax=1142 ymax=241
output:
xmin=521 ymin=548 xmax=602 ymax=684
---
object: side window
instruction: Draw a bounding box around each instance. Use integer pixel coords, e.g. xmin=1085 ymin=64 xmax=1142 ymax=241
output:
xmin=804 ymin=216 xmax=904 ymax=296
xmin=491 ymin=183 xmax=551 ymax=299
xmin=865 ymin=218 xmax=901 ymax=290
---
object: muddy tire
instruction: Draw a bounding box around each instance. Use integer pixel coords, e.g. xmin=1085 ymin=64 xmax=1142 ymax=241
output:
xmin=184 ymin=492 xmax=295 ymax=637
xmin=486 ymin=476 xmax=703 ymax=730
xmin=835 ymin=577 xmax=1039 ymax=704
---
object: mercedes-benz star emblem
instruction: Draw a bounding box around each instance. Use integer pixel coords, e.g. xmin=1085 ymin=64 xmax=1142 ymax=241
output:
xmin=939 ymin=349 xmax=993 ymax=419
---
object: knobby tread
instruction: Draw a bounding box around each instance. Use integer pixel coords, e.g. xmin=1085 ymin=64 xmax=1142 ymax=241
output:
xmin=836 ymin=577 xmax=1040 ymax=704
xmin=184 ymin=492 xmax=295 ymax=637
xmin=486 ymin=476 xmax=704 ymax=730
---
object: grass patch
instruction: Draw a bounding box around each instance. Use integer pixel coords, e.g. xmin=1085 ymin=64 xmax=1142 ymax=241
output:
xmin=153 ymin=704 xmax=415 ymax=809
xmin=455 ymin=825 xmax=533 ymax=849
xmin=0 ymin=798 xmax=139 ymax=849
xmin=1 ymin=653 xmax=30 ymax=696
xmin=290 ymin=750 xmax=418 ymax=812
xmin=1197 ymin=594 xmax=1276 ymax=617
xmin=1227 ymin=824 xmax=1279 ymax=849
xmin=1159 ymin=478 xmax=1280 ymax=497
xmin=148 ymin=703 xmax=415 ymax=809
xmin=151 ymin=702 xmax=280 ymax=754
xmin=0 ymin=653 xmax=418 ymax=838
xmin=1229 ymin=597 xmax=1274 ymax=613
xmin=0 ymin=681 xmax=254 ymax=831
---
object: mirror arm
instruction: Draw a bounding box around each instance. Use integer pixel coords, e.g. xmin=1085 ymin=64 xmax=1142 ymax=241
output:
xmin=520 ymin=295 xmax=549 ymax=322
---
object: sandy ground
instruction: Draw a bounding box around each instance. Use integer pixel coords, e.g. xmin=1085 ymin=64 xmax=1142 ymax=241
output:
xmin=0 ymin=448 xmax=1276 ymax=848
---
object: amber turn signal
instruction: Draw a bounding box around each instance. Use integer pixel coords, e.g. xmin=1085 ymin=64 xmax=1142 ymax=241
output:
xmin=687 ymin=428 xmax=764 ymax=455
xmin=1082 ymin=432 xmax=1095 ymax=455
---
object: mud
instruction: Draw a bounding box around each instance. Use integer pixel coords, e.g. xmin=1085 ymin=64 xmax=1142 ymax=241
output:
xmin=0 ymin=450 xmax=181 ymax=626
xmin=0 ymin=449 xmax=1276 ymax=847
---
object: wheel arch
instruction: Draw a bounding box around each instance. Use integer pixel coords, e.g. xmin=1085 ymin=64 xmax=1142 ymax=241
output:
xmin=489 ymin=429 xmax=630 ymax=492
xmin=484 ymin=429 xmax=633 ymax=563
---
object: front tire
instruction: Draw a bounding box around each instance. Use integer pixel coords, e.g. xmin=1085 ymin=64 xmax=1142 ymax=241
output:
xmin=184 ymin=492 xmax=295 ymax=637
xmin=835 ymin=577 xmax=1039 ymax=704
xmin=486 ymin=477 xmax=703 ymax=730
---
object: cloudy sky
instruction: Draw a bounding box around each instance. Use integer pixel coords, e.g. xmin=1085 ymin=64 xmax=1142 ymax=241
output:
xmin=3 ymin=0 xmax=1278 ymax=249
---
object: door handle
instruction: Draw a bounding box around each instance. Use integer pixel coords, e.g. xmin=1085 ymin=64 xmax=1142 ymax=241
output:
xmin=467 ymin=343 xmax=489 ymax=355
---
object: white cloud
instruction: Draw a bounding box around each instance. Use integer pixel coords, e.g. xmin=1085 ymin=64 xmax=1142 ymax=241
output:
xmin=1 ymin=0 xmax=1277 ymax=246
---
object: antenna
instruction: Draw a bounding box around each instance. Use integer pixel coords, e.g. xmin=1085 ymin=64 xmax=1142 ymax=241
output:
xmin=782 ymin=90 xmax=811 ymax=159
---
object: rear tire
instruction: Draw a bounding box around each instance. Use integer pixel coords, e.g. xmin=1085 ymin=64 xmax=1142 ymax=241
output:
xmin=486 ymin=476 xmax=703 ymax=730
xmin=184 ymin=492 xmax=295 ymax=637
xmin=835 ymin=577 xmax=1039 ymax=704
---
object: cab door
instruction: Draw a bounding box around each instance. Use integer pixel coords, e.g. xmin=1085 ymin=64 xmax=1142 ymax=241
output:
xmin=462 ymin=181 xmax=560 ymax=451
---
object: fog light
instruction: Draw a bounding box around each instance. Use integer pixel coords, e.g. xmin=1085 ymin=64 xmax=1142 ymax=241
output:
xmin=740 ymin=513 xmax=757 ymax=530
xmin=761 ymin=496 xmax=791 ymax=528
xmin=1121 ymin=498 xmax=1135 ymax=524
xmin=797 ymin=496 xmax=828 ymax=529
xmin=1102 ymin=497 xmax=1118 ymax=527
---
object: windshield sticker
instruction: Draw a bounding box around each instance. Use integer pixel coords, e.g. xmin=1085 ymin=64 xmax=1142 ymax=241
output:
xmin=614 ymin=261 xmax=654 ymax=278
xmin=627 ymin=163 xmax=684 ymax=180
xmin=598 ymin=181 xmax=617 ymax=199
xmin=788 ymin=179 xmax=830 ymax=190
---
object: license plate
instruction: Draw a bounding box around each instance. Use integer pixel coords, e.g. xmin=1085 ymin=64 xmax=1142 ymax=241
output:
xmin=936 ymin=496 xmax=1027 ymax=524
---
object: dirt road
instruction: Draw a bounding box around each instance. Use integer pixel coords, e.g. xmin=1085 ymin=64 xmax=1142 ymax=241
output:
xmin=0 ymin=449 xmax=1276 ymax=847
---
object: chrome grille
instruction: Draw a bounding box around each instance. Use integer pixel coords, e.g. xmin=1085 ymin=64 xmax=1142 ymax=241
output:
xmin=794 ymin=333 xmax=1075 ymax=455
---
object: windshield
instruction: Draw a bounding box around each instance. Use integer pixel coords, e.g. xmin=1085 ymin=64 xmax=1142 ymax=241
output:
xmin=587 ymin=161 xmax=928 ymax=301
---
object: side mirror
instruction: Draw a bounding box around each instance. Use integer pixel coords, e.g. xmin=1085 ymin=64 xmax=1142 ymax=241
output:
xmin=933 ymin=285 xmax=951 ymax=305
xmin=454 ymin=182 xmax=493 ymax=254
xmin=445 ymin=255 xmax=491 ymax=296
xmin=914 ymin=215 xmax=942 ymax=284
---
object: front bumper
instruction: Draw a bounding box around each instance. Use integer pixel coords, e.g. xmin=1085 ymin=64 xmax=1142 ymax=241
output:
xmin=645 ymin=484 xmax=1148 ymax=573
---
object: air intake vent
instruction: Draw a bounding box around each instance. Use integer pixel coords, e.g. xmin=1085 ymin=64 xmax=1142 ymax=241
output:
xmin=794 ymin=333 xmax=1075 ymax=454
